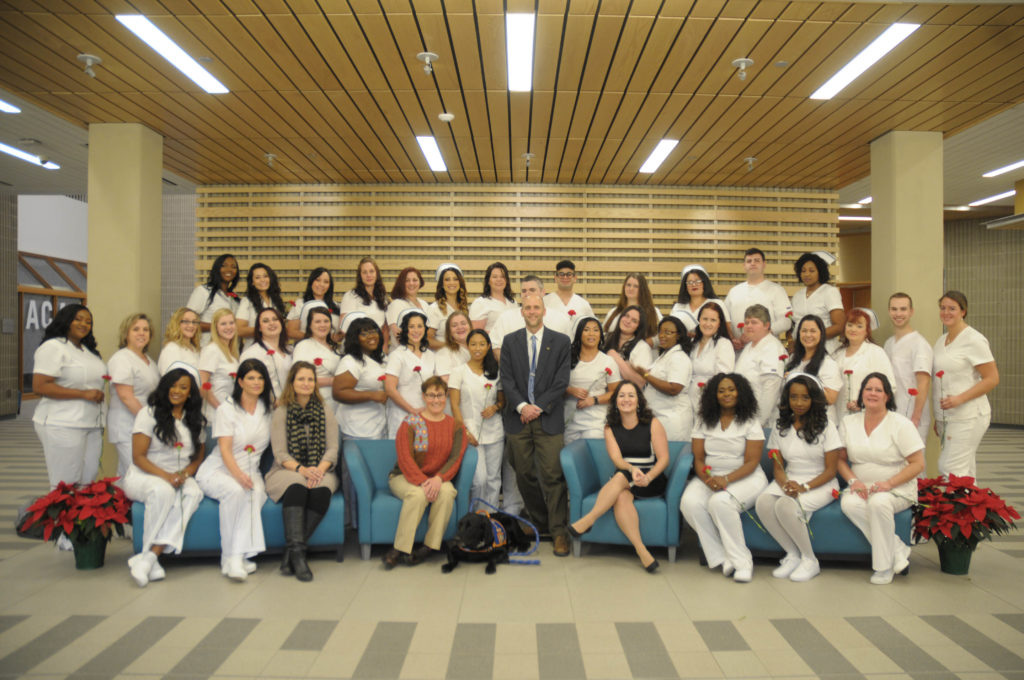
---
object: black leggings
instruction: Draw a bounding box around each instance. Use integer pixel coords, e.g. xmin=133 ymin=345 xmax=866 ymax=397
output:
xmin=280 ymin=484 xmax=331 ymax=515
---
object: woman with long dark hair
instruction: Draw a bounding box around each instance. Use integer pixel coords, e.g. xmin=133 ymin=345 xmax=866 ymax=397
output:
xmin=292 ymin=304 xmax=342 ymax=404
xmin=239 ymin=308 xmax=292 ymax=399
xmin=236 ymin=262 xmax=287 ymax=341
xmin=123 ymin=365 xmax=206 ymax=587
xmin=469 ymin=262 xmax=517 ymax=331
xmin=384 ymin=309 xmax=437 ymax=438
xmin=426 ymin=263 xmax=469 ymax=350
xmin=670 ymin=264 xmax=720 ymax=334
xmin=340 ymin=256 xmax=389 ymax=344
xmin=185 ymin=254 xmax=240 ymax=344
xmin=643 ymin=316 xmax=693 ymax=441
xmin=688 ymin=302 xmax=734 ymax=416
xmin=603 ymin=305 xmax=653 ymax=387
xmin=285 ymin=267 xmax=341 ymax=341
xmin=386 ymin=267 xmax=429 ymax=351
xmin=603 ymin=272 xmax=661 ymax=339
xmin=564 ymin=316 xmax=621 ymax=444
xmin=785 ymin=315 xmax=840 ymax=411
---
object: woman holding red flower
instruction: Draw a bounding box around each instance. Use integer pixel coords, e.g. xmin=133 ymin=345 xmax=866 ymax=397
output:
xmin=643 ymin=316 xmax=694 ymax=442
xmin=564 ymin=316 xmax=622 ymax=444
xmin=292 ymin=304 xmax=342 ymax=404
xmin=384 ymin=309 xmax=436 ymax=438
xmin=688 ymin=302 xmax=734 ymax=417
xmin=185 ymin=253 xmax=240 ymax=345
xmin=198 ymin=308 xmax=240 ymax=424
xmin=831 ymin=308 xmax=895 ymax=416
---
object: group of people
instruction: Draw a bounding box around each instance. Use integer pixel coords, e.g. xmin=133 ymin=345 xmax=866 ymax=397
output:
xmin=30 ymin=248 xmax=999 ymax=587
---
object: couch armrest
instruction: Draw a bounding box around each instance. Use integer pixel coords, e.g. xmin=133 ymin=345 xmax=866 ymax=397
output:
xmin=664 ymin=444 xmax=693 ymax=544
xmin=452 ymin=446 xmax=478 ymax=519
xmin=344 ymin=443 xmax=377 ymax=544
xmin=561 ymin=439 xmax=600 ymax=522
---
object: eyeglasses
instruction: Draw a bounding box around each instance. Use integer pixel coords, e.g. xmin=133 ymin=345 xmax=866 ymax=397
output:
xmin=424 ymin=393 xmax=447 ymax=400
xmin=686 ymin=280 xmax=703 ymax=287
xmin=555 ymin=271 xmax=576 ymax=279
xmin=180 ymin=319 xmax=199 ymax=326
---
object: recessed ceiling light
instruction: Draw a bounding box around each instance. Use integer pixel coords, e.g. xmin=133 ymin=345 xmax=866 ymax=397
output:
xmin=0 ymin=98 xmax=20 ymax=114
xmin=858 ymin=196 xmax=872 ymax=204
xmin=416 ymin=136 xmax=446 ymax=172
xmin=944 ymin=205 xmax=971 ymax=212
xmin=0 ymin=141 xmax=59 ymax=170
xmin=968 ymin=190 xmax=1015 ymax=207
xmin=810 ymin=23 xmax=919 ymax=100
xmin=982 ymin=159 xmax=1024 ymax=178
xmin=116 ymin=15 xmax=229 ymax=94
xmin=639 ymin=139 xmax=678 ymax=174
xmin=840 ymin=203 xmax=865 ymax=209
xmin=506 ymin=14 xmax=535 ymax=92
xmin=838 ymin=215 xmax=872 ymax=221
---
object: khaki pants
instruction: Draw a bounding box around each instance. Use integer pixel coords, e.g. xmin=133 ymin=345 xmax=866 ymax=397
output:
xmin=388 ymin=474 xmax=457 ymax=553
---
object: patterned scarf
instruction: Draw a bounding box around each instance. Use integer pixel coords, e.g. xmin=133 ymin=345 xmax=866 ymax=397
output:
xmin=285 ymin=398 xmax=326 ymax=468
xmin=404 ymin=413 xmax=430 ymax=464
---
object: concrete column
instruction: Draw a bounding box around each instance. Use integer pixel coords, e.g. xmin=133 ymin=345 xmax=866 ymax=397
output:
xmin=1015 ymin=178 xmax=1024 ymax=214
xmin=870 ymin=130 xmax=943 ymax=472
xmin=87 ymin=123 xmax=163 ymax=475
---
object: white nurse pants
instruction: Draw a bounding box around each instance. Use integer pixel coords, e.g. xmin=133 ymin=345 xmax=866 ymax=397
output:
xmin=840 ymin=491 xmax=912 ymax=572
xmin=938 ymin=415 xmax=989 ymax=479
xmin=34 ymin=424 xmax=102 ymax=489
xmin=195 ymin=464 xmax=266 ymax=558
xmin=681 ymin=470 xmax=768 ymax=571
xmin=122 ymin=471 xmax=203 ymax=553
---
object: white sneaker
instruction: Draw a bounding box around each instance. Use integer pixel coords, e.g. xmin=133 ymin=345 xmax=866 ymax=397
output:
xmin=224 ymin=555 xmax=248 ymax=582
xmin=128 ymin=553 xmax=153 ymax=587
xmin=243 ymin=558 xmax=257 ymax=574
xmin=870 ymin=569 xmax=894 ymax=585
xmin=772 ymin=554 xmax=801 ymax=579
xmin=722 ymin=561 xmax=735 ymax=577
xmin=789 ymin=558 xmax=820 ymax=582
xmin=733 ymin=567 xmax=753 ymax=583
xmin=148 ymin=558 xmax=165 ymax=582
xmin=894 ymin=544 xmax=911 ymax=575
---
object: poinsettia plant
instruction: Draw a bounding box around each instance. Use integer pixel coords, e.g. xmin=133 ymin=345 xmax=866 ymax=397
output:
xmin=20 ymin=477 xmax=130 ymax=544
xmin=913 ymin=474 xmax=1019 ymax=550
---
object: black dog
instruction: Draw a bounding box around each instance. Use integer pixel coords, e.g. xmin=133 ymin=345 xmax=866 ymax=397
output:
xmin=441 ymin=510 xmax=533 ymax=574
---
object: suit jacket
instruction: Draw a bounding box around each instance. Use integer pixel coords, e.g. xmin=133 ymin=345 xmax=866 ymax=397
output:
xmin=500 ymin=327 xmax=572 ymax=435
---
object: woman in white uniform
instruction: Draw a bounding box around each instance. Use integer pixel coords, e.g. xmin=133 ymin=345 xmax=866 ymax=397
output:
xmin=435 ymin=311 xmax=472 ymax=382
xmin=784 ymin=315 xmax=841 ymax=409
xmin=469 ymin=262 xmax=517 ymax=331
xmin=681 ymin=373 xmax=767 ymax=583
xmin=603 ymin=272 xmax=661 ymax=340
xmin=564 ymin=316 xmax=621 ymax=444
xmin=832 ymin=308 xmax=895 ymax=419
xmin=238 ymin=308 xmax=292 ymax=400
xmin=285 ymin=267 xmax=341 ymax=341
xmin=235 ymin=262 xmax=288 ymax=342
xmin=688 ymin=301 xmax=734 ymax=415
xmin=385 ymin=309 xmax=437 ymax=438
xmin=386 ymin=267 xmax=429 ymax=351
xmin=670 ymin=264 xmax=721 ymax=335
xmin=932 ymin=291 xmax=999 ymax=478
xmin=198 ymin=308 xmax=240 ymax=423
xmin=426 ymin=263 xmax=469 ymax=350
xmin=185 ymin=254 xmax=240 ymax=345
xmin=339 ymin=256 xmax=389 ymax=345
xmin=643 ymin=316 xmax=693 ymax=441
xmin=755 ymin=374 xmax=840 ymax=582
xmin=603 ymin=305 xmax=655 ymax=387
xmin=790 ymin=252 xmax=845 ymax=354
xmin=157 ymin=307 xmax=201 ymax=375
xmin=32 ymin=304 xmax=107 ymax=490
xmin=838 ymin=372 xmax=924 ymax=585
xmin=123 ymin=364 xmax=206 ymax=587
xmin=292 ymin=304 xmax=342 ymax=404
xmin=196 ymin=359 xmax=274 ymax=581
xmin=107 ymin=313 xmax=161 ymax=478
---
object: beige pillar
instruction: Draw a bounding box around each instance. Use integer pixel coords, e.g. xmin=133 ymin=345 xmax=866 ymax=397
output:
xmin=87 ymin=123 xmax=163 ymax=477
xmin=870 ymin=130 xmax=943 ymax=473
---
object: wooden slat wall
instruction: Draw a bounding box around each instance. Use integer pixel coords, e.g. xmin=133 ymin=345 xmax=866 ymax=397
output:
xmin=196 ymin=184 xmax=837 ymax=313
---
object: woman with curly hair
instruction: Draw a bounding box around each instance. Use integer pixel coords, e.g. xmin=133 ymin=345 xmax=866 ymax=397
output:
xmin=123 ymin=364 xmax=207 ymax=587
xmin=681 ymin=373 xmax=767 ymax=583
xmin=754 ymin=374 xmax=841 ymax=583
xmin=603 ymin=272 xmax=661 ymax=339
xmin=426 ymin=263 xmax=469 ymax=350
xmin=385 ymin=309 xmax=437 ymax=438
xmin=567 ymin=381 xmax=669 ymax=572
xmin=790 ymin=252 xmax=845 ymax=353
xmin=158 ymin=307 xmax=202 ymax=375
xmin=340 ymin=256 xmax=389 ymax=345
xmin=185 ymin=254 xmax=240 ymax=344
xmin=603 ymin=305 xmax=654 ymax=387
xmin=564 ymin=316 xmax=621 ymax=444
xmin=642 ymin=316 xmax=693 ymax=442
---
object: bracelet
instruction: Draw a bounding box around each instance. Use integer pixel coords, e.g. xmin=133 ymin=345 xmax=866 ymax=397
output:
xmin=848 ymin=478 xmax=859 ymax=486
xmin=800 ymin=482 xmax=810 ymax=492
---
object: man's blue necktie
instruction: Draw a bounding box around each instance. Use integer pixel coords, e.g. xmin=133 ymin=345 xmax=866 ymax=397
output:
xmin=528 ymin=334 xmax=537 ymax=404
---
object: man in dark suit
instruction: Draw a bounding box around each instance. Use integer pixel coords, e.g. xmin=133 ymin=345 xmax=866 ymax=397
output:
xmin=500 ymin=293 xmax=572 ymax=556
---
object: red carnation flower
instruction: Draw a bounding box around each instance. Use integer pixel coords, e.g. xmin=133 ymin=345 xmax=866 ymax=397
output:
xmin=266 ymin=349 xmax=275 ymax=356
xmin=831 ymin=488 xmax=840 ymax=499
xmin=314 ymin=358 xmax=323 ymax=366
xmin=174 ymin=442 xmax=184 ymax=449
xmin=244 ymin=445 xmax=255 ymax=454
xmin=785 ymin=311 xmax=794 ymax=318
xmin=844 ymin=369 xmax=853 ymax=375
xmin=484 ymin=383 xmax=494 ymax=390
xmin=737 ymin=323 xmax=745 ymax=329
xmin=568 ymin=310 xmax=577 ymax=317
xmin=229 ymin=372 xmax=237 ymax=379
xmin=290 ymin=300 xmax=296 ymax=307
xmin=227 ymin=291 xmax=238 ymax=299
xmin=101 ymin=374 xmax=112 ymax=381
xmin=768 ymin=449 xmax=780 ymax=461
xmin=202 ymin=382 xmax=212 ymax=391
xmin=377 ymin=375 xmax=386 ymax=382
xmin=604 ymin=367 xmax=613 ymax=376
xmin=697 ymin=382 xmax=706 ymax=388
xmin=779 ymin=354 xmax=788 ymax=362
xmin=908 ymin=388 xmax=919 ymax=396
xmin=935 ymin=370 xmax=945 ymax=378
xmin=413 ymin=366 xmax=422 ymax=373
xmin=703 ymin=465 xmax=712 ymax=475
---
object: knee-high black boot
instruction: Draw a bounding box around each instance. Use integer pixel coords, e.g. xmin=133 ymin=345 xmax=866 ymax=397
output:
xmin=304 ymin=508 xmax=325 ymax=542
xmin=283 ymin=506 xmax=312 ymax=582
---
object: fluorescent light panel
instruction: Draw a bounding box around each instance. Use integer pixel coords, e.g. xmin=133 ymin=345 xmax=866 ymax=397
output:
xmin=506 ymin=14 xmax=535 ymax=92
xmin=116 ymin=15 xmax=228 ymax=94
xmin=810 ymin=23 xmax=919 ymax=100
xmin=639 ymin=139 xmax=678 ymax=173
xmin=838 ymin=215 xmax=872 ymax=221
xmin=858 ymin=196 xmax=872 ymax=204
xmin=0 ymin=98 xmax=20 ymax=114
xmin=0 ymin=141 xmax=59 ymax=170
xmin=416 ymin=136 xmax=446 ymax=172
xmin=968 ymin=190 xmax=1015 ymax=207
xmin=983 ymin=159 xmax=1024 ymax=178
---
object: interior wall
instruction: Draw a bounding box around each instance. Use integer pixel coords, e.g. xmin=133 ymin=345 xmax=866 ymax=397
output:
xmin=0 ymin=194 xmax=17 ymax=417
xmin=161 ymin=193 xmax=197 ymax=337
xmin=837 ymin=232 xmax=871 ymax=283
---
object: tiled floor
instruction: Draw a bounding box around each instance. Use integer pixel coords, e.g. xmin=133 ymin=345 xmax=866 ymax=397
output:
xmin=1 ymin=414 xmax=1023 ymax=680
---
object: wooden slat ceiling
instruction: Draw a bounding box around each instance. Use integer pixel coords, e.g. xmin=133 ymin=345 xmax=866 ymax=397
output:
xmin=0 ymin=0 xmax=1022 ymax=189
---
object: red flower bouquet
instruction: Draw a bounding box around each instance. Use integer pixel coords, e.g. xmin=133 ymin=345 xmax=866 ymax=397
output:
xmin=914 ymin=474 xmax=1019 ymax=550
xmin=20 ymin=477 xmax=129 ymax=544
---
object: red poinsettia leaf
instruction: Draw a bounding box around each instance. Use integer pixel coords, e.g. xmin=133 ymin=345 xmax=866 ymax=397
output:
xmin=42 ymin=523 xmax=55 ymax=541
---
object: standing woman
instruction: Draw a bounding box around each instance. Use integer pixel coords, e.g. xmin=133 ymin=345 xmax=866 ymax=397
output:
xmin=426 ymin=263 xmax=469 ymax=350
xmin=185 ymin=254 xmax=240 ymax=345
xmin=689 ymin=302 xmax=734 ymax=416
xmin=286 ymin=268 xmax=341 ymax=341
xmin=266 ymin=362 xmax=339 ymax=582
xmin=386 ymin=267 xmax=429 ymax=351
xmin=292 ymin=304 xmax=342 ymax=404
xmin=785 ymin=315 xmax=841 ymax=409
xmin=832 ymin=308 xmax=895 ymax=418
xmin=384 ymin=309 xmax=437 ymax=438
xmin=449 ymin=329 xmax=507 ymax=508
xmin=603 ymin=305 xmax=654 ymax=387
xmin=564 ymin=317 xmax=621 ymax=444
xmin=108 ymin=313 xmax=161 ymax=478
xmin=838 ymin=373 xmax=924 ymax=584
xmin=670 ymin=265 xmax=720 ymax=335
xmin=340 ymin=256 xmax=389 ymax=345
xmin=239 ymin=308 xmax=292 ymax=400
xmin=122 ymin=365 xmax=206 ymax=587
xmin=158 ymin=307 xmax=201 ymax=375
xmin=603 ymin=273 xmax=662 ymax=339
xmin=196 ymin=359 xmax=274 ymax=581
xmin=643 ymin=316 xmax=693 ymax=442
xmin=469 ymin=262 xmax=517 ymax=331
xmin=755 ymin=374 xmax=841 ymax=582
xmin=198 ymin=309 xmax=240 ymax=423
xmin=681 ymin=373 xmax=767 ymax=583
xmin=932 ymin=291 xmax=999 ymax=478
xmin=236 ymin=263 xmax=287 ymax=341
xmin=790 ymin=252 xmax=845 ymax=354
xmin=435 ymin=311 xmax=472 ymax=382
xmin=32 ymin=304 xmax=107 ymax=490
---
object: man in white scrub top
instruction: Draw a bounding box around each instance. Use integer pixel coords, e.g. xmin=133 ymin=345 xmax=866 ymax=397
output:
xmin=724 ymin=247 xmax=792 ymax=350
xmin=491 ymin=276 xmax=571 ymax=361
xmin=734 ymin=304 xmax=786 ymax=428
xmin=543 ymin=259 xmax=594 ymax=321
xmin=883 ymin=293 xmax=932 ymax=442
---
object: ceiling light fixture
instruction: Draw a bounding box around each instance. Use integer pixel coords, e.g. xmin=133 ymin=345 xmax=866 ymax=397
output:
xmin=982 ymin=159 xmax=1024 ymax=178
xmin=437 ymin=112 xmax=454 ymax=123
xmin=506 ymin=13 xmax=535 ymax=92
xmin=416 ymin=136 xmax=446 ymax=172
xmin=838 ymin=215 xmax=872 ymax=221
xmin=0 ymin=97 xmax=21 ymax=114
xmin=417 ymin=52 xmax=439 ymax=75
xmin=523 ymin=152 xmax=535 ymax=168
xmin=810 ymin=23 xmax=919 ymax=100
xmin=731 ymin=58 xmax=754 ymax=82
xmin=116 ymin=15 xmax=229 ymax=94
xmin=858 ymin=196 xmax=872 ymax=204
xmin=0 ymin=141 xmax=59 ymax=170
xmin=77 ymin=54 xmax=102 ymax=78
xmin=968 ymin=190 xmax=1015 ymax=207
xmin=639 ymin=139 xmax=678 ymax=173
xmin=744 ymin=156 xmax=757 ymax=172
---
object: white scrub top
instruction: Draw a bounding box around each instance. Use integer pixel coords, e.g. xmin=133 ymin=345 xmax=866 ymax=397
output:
xmin=643 ymin=344 xmax=692 ymax=441
xmin=340 ymin=290 xmax=388 ymax=329
xmin=839 ymin=411 xmax=922 ymax=498
xmin=185 ymin=285 xmax=239 ymax=346
xmin=449 ymin=364 xmax=504 ymax=445
xmin=107 ymin=348 xmax=160 ymax=444
xmin=932 ymin=326 xmax=994 ymax=422
xmin=831 ymin=343 xmax=895 ymax=418
xmin=724 ymin=279 xmax=792 ymax=338
xmin=158 ymin=342 xmax=200 ymax=376
xmin=291 ymin=338 xmax=341 ymax=404
xmin=334 ymin=354 xmax=387 ymax=439
xmin=692 ymin=416 xmax=765 ymax=474
xmin=469 ymin=296 xmax=518 ymax=332
xmin=239 ymin=343 xmax=292 ymax=400
xmin=32 ymin=338 xmax=108 ymax=429
xmin=884 ymin=331 xmax=933 ymax=424
xmin=564 ymin=352 xmax=620 ymax=434
xmin=790 ymin=284 xmax=844 ymax=353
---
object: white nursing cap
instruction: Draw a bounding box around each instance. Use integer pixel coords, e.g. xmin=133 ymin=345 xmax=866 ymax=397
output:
xmin=435 ymin=262 xmax=462 ymax=282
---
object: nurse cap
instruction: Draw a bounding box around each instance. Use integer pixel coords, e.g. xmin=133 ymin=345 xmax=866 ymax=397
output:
xmin=300 ymin=300 xmax=330 ymax=332
xmin=854 ymin=307 xmax=880 ymax=331
xmin=396 ymin=307 xmax=428 ymax=327
xmin=164 ymin=361 xmax=200 ymax=382
xmin=435 ymin=262 xmax=462 ymax=282
xmin=571 ymin=314 xmax=599 ymax=338
xmin=811 ymin=251 xmax=838 ymax=266
xmin=784 ymin=371 xmax=824 ymax=392
xmin=681 ymin=264 xmax=708 ymax=280
xmin=340 ymin=311 xmax=370 ymax=335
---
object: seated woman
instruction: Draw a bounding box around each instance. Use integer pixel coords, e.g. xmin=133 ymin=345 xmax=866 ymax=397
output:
xmin=195 ymin=359 xmax=274 ymax=581
xmin=564 ymin=316 xmax=621 ymax=444
xmin=266 ymin=362 xmax=339 ymax=582
xmin=383 ymin=376 xmax=467 ymax=569
xmin=567 ymin=381 xmax=669 ymax=572
xmin=838 ymin=372 xmax=924 ymax=585
xmin=122 ymin=363 xmax=206 ymax=587
xmin=754 ymin=373 xmax=840 ymax=583
xmin=681 ymin=373 xmax=767 ymax=583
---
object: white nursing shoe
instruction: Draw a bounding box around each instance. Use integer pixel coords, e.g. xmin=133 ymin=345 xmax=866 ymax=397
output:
xmin=128 ymin=552 xmax=155 ymax=588
xmin=733 ymin=567 xmax=753 ymax=583
xmin=223 ymin=555 xmax=248 ymax=582
xmin=148 ymin=558 xmax=165 ymax=582
xmin=772 ymin=554 xmax=801 ymax=579
xmin=789 ymin=558 xmax=820 ymax=582
xmin=722 ymin=561 xmax=735 ymax=577
xmin=243 ymin=558 xmax=258 ymax=574
xmin=870 ymin=569 xmax=894 ymax=585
